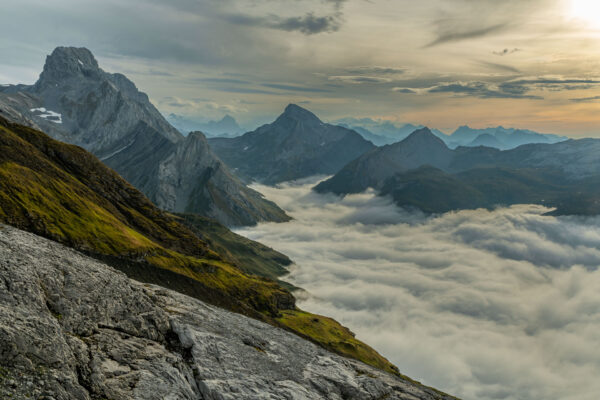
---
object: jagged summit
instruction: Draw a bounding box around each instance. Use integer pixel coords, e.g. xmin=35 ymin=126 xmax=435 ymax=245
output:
xmin=0 ymin=46 xmax=289 ymax=226
xmin=35 ymin=47 xmax=100 ymax=88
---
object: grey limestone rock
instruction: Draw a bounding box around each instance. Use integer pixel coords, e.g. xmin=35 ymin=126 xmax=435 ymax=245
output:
xmin=0 ymin=224 xmax=454 ymax=400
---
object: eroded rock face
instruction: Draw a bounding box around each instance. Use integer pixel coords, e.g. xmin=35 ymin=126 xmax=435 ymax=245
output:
xmin=0 ymin=225 xmax=453 ymax=400
xmin=0 ymin=47 xmax=289 ymax=227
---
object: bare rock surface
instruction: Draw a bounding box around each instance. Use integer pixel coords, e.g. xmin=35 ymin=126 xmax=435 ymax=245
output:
xmin=0 ymin=224 xmax=453 ymax=400
xmin=0 ymin=47 xmax=289 ymax=226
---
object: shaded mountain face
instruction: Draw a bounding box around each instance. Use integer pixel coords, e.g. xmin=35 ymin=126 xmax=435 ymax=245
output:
xmin=167 ymin=113 xmax=243 ymax=137
xmin=0 ymin=47 xmax=288 ymax=226
xmin=0 ymin=116 xmax=401 ymax=375
xmin=315 ymin=127 xmax=600 ymax=215
xmin=315 ymin=128 xmax=453 ymax=194
xmin=209 ymin=104 xmax=375 ymax=184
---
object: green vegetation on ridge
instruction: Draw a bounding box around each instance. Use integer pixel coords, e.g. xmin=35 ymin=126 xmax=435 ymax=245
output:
xmin=176 ymin=213 xmax=296 ymax=288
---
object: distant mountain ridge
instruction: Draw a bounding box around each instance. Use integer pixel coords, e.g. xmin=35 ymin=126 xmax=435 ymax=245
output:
xmin=315 ymin=127 xmax=600 ymax=215
xmin=167 ymin=113 xmax=244 ymax=137
xmin=335 ymin=117 xmax=447 ymax=146
xmin=209 ymin=104 xmax=376 ymax=184
xmin=448 ymin=125 xmax=567 ymax=149
xmin=0 ymin=47 xmax=288 ymax=226
xmin=335 ymin=117 xmax=566 ymax=149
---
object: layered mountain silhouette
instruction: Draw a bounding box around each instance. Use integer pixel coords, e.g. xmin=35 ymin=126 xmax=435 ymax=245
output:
xmin=448 ymin=125 xmax=566 ymax=149
xmin=167 ymin=113 xmax=243 ymax=137
xmin=335 ymin=117 xmax=566 ymax=149
xmin=0 ymin=47 xmax=288 ymax=226
xmin=209 ymin=104 xmax=375 ymax=184
xmin=316 ymin=127 xmax=600 ymax=215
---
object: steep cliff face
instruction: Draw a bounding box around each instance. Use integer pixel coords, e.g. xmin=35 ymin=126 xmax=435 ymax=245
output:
xmin=27 ymin=46 xmax=183 ymax=155
xmin=0 ymin=47 xmax=289 ymax=226
xmin=153 ymin=131 xmax=289 ymax=226
xmin=0 ymin=225 xmax=456 ymax=400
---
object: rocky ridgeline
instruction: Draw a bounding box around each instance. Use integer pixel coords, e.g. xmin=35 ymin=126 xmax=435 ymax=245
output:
xmin=0 ymin=224 xmax=454 ymax=400
xmin=0 ymin=47 xmax=288 ymax=226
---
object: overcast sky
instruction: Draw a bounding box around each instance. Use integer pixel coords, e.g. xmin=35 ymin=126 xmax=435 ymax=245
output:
xmin=1 ymin=0 xmax=599 ymax=135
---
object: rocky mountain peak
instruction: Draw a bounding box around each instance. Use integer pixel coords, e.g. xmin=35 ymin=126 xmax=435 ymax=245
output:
xmin=276 ymin=103 xmax=322 ymax=124
xmin=186 ymin=131 xmax=210 ymax=151
xmin=36 ymin=47 xmax=101 ymax=87
xmin=401 ymin=127 xmax=448 ymax=149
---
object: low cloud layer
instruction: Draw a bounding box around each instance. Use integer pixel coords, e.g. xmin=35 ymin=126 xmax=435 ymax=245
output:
xmin=236 ymin=178 xmax=600 ymax=400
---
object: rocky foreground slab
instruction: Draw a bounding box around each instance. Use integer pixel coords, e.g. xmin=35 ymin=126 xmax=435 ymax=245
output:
xmin=0 ymin=224 xmax=455 ymax=400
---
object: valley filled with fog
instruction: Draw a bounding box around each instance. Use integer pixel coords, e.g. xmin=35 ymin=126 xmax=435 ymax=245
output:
xmin=236 ymin=178 xmax=600 ymax=400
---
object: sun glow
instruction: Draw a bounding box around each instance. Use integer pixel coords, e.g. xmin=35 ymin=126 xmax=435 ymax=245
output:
xmin=569 ymin=0 xmax=600 ymax=28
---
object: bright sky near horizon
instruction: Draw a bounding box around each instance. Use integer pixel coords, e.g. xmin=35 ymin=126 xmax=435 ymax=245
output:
xmin=1 ymin=0 xmax=599 ymax=135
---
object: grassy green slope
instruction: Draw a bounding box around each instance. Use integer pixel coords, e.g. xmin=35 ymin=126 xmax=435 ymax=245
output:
xmin=175 ymin=213 xmax=296 ymax=288
xmin=0 ymin=116 xmax=405 ymax=379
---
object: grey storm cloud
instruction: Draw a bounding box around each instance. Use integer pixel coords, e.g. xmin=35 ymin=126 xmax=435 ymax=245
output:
xmin=222 ymin=12 xmax=343 ymax=35
xmin=235 ymin=178 xmax=600 ymax=400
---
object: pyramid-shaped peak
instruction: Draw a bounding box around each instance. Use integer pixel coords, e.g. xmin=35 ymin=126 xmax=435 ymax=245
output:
xmin=220 ymin=115 xmax=236 ymax=123
xmin=277 ymin=104 xmax=322 ymax=123
xmin=401 ymin=127 xmax=448 ymax=148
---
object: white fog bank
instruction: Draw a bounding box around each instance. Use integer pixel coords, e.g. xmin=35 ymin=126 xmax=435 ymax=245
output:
xmin=235 ymin=178 xmax=600 ymax=400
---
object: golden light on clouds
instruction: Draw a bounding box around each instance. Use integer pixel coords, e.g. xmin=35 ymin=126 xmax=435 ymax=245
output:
xmin=2 ymin=0 xmax=600 ymax=136
xmin=569 ymin=0 xmax=600 ymax=27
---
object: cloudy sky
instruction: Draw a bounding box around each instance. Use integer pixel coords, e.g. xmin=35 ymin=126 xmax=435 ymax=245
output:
xmin=237 ymin=178 xmax=600 ymax=400
xmin=1 ymin=0 xmax=600 ymax=134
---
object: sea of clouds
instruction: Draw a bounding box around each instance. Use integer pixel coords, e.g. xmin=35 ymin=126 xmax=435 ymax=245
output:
xmin=235 ymin=177 xmax=600 ymax=400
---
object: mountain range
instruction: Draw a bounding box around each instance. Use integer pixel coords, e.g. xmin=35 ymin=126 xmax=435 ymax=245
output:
xmin=335 ymin=117 xmax=447 ymax=146
xmin=0 ymin=47 xmax=287 ymax=226
xmin=209 ymin=104 xmax=375 ymax=184
xmin=448 ymin=125 xmax=566 ymax=150
xmin=335 ymin=117 xmax=566 ymax=149
xmin=315 ymin=128 xmax=600 ymax=215
xmin=166 ymin=113 xmax=244 ymax=137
